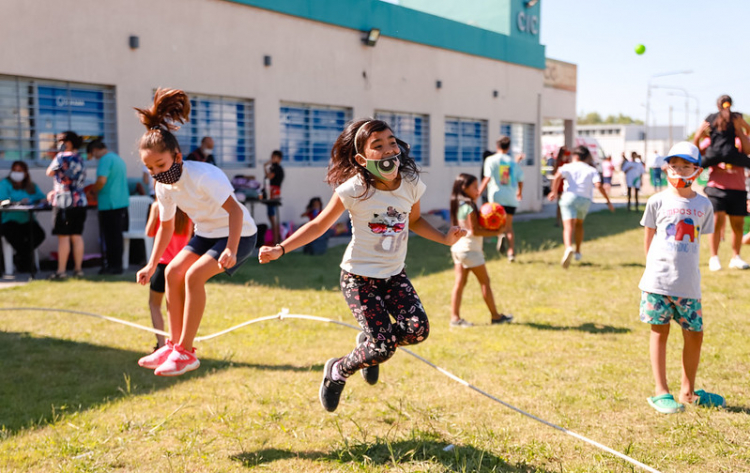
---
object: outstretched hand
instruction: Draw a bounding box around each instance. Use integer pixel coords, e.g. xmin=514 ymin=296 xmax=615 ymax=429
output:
xmin=258 ymin=245 xmax=283 ymax=264
xmin=444 ymin=226 xmax=467 ymax=246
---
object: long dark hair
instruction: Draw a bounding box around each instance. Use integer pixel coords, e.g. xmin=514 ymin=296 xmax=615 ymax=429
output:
xmin=134 ymin=88 xmax=190 ymax=155
xmin=8 ymin=160 xmax=34 ymax=193
xmin=713 ymin=94 xmax=733 ymax=132
xmin=59 ymin=130 xmax=83 ymax=150
xmin=174 ymin=207 xmax=190 ymax=236
xmin=327 ymin=118 xmax=420 ymax=197
xmin=450 ymin=173 xmax=478 ymax=226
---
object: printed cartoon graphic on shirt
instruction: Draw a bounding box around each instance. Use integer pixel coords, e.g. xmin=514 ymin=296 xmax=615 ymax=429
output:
xmin=498 ymin=164 xmax=511 ymax=186
xmin=662 ymin=212 xmax=704 ymax=253
xmin=368 ymin=206 xmax=407 ymax=253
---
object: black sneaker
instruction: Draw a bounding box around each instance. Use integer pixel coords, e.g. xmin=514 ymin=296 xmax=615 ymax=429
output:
xmin=319 ymin=357 xmax=346 ymax=412
xmin=491 ymin=314 xmax=514 ymax=324
xmin=356 ymin=332 xmax=379 ymax=385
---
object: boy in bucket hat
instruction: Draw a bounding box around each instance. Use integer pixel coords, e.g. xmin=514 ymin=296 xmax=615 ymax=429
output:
xmin=638 ymin=142 xmax=725 ymax=413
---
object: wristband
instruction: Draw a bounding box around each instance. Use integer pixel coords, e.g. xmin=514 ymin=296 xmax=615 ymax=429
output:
xmin=276 ymin=243 xmax=285 ymax=256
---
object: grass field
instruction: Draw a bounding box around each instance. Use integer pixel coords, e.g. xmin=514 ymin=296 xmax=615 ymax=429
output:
xmin=1 ymin=209 xmax=749 ymax=473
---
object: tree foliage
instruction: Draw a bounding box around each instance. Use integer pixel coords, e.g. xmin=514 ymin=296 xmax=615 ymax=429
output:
xmin=577 ymin=112 xmax=644 ymax=125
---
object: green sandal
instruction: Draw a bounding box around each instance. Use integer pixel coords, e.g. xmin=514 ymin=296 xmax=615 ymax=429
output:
xmin=693 ymin=390 xmax=725 ymax=408
xmin=647 ymin=393 xmax=685 ymax=414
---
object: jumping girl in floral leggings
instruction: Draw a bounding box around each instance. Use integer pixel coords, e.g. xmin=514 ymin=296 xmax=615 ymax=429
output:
xmin=259 ymin=118 xmax=464 ymax=412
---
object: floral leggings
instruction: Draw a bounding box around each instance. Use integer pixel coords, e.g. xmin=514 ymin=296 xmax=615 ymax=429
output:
xmin=337 ymin=269 xmax=429 ymax=378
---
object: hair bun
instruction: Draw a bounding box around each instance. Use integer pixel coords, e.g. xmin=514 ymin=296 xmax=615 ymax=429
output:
xmin=134 ymin=88 xmax=191 ymax=132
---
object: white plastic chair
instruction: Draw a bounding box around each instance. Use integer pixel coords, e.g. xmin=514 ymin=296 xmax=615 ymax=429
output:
xmin=122 ymin=196 xmax=154 ymax=269
xmin=2 ymin=235 xmax=39 ymax=276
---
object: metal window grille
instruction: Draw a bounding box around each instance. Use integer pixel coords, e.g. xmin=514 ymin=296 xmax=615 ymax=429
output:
xmin=172 ymin=94 xmax=255 ymax=167
xmin=501 ymin=122 xmax=536 ymax=166
xmin=0 ymin=75 xmax=116 ymax=164
xmin=279 ymin=103 xmax=352 ymax=166
xmin=445 ymin=117 xmax=487 ymax=164
xmin=374 ymin=111 xmax=430 ymax=165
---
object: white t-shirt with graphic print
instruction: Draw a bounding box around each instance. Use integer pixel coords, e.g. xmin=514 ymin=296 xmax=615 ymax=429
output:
xmin=157 ymin=161 xmax=257 ymax=239
xmin=336 ymin=174 xmax=426 ymax=279
xmin=638 ymin=191 xmax=714 ymax=299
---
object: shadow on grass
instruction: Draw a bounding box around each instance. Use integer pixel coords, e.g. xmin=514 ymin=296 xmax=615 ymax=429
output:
xmin=232 ymin=435 xmax=553 ymax=472
xmin=725 ymin=405 xmax=750 ymax=415
xmin=220 ymin=208 xmax=642 ymax=292
xmin=0 ymin=331 xmax=311 ymax=435
xmin=519 ymin=322 xmax=631 ymax=334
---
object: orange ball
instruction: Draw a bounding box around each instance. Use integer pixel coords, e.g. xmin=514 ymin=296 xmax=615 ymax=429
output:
xmin=479 ymin=202 xmax=506 ymax=230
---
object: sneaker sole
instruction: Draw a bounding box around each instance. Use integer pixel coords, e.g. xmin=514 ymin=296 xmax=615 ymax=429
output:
xmin=155 ymin=359 xmax=200 ymax=377
xmin=561 ymin=250 xmax=573 ymax=269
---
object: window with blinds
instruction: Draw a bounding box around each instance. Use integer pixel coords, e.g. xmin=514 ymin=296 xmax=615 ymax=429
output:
xmin=279 ymin=103 xmax=352 ymax=166
xmin=374 ymin=111 xmax=430 ymax=165
xmin=445 ymin=117 xmax=488 ymax=164
xmin=0 ymin=75 xmax=116 ymax=163
xmin=500 ymin=122 xmax=536 ymax=166
xmin=172 ymin=94 xmax=255 ymax=167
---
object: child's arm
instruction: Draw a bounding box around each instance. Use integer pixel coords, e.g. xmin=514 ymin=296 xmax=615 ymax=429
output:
xmin=217 ymin=196 xmax=244 ymax=269
xmin=145 ymin=202 xmax=159 ymax=237
xmin=258 ymin=193 xmax=345 ymax=263
xmin=136 ymin=218 xmax=175 ymax=285
xmin=463 ymin=207 xmax=502 ymax=237
xmin=477 ymin=176 xmax=491 ymax=196
xmin=409 ymin=199 xmax=466 ymax=245
xmin=547 ymin=170 xmax=563 ymax=201
xmin=644 ymin=227 xmax=656 ymax=256
xmin=595 ymin=182 xmax=615 ymax=212
xmin=693 ymin=121 xmax=710 ymax=147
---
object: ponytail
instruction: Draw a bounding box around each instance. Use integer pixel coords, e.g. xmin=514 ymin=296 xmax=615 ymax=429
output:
xmin=134 ymin=88 xmax=191 ymax=154
xmin=713 ymin=94 xmax=733 ymax=132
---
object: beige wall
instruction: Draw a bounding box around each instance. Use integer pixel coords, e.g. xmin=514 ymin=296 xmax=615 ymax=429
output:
xmin=3 ymin=0 xmax=570 ymax=250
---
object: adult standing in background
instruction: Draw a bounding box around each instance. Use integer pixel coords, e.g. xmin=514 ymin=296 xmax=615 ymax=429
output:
xmin=87 ymin=140 xmax=130 ymax=274
xmin=264 ymin=150 xmax=285 ymax=245
xmin=647 ymin=149 xmax=665 ymax=192
xmin=46 ymin=131 xmax=87 ymax=279
xmin=478 ymin=136 xmax=524 ymax=262
xmin=186 ymin=136 xmax=216 ymax=166
xmin=693 ymin=94 xmax=750 ymax=271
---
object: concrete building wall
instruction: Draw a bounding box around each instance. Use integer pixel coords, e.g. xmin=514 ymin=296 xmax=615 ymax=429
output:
xmin=1 ymin=0 xmax=572 ymax=261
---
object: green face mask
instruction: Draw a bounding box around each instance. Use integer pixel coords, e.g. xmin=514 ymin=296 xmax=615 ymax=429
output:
xmin=364 ymin=154 xmax=400 ymax=181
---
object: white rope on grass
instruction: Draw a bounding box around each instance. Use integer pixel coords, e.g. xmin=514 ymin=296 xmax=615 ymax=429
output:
xmin=0 ymin=307 xmax=661 ymax=473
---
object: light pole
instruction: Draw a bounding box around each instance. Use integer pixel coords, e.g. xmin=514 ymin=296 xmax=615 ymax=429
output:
xmin=645 ymin=70 xmax=692 ymax=158
xmin=665 ymin=90 xmax=700 ymax=137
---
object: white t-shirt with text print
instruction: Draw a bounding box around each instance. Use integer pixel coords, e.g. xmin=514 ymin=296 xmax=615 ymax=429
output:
xmin=336 ymin=174 xmax=426 ymax=279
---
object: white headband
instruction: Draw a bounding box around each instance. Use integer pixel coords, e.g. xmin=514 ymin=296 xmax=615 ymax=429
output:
xmin=353 ymin=120 xmax=372 ymax=155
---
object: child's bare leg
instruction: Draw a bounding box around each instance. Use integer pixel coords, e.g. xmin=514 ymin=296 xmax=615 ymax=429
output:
xmin=148 ymin=290 xmax=166 ymax=347
xmin=562 ymin=219 xmax=575 ymax=248
xmin=678 ymin=329 xmax=703 ymax=404
xmin=180 ymin=255 xmax=225 ymax=350
xmin=574 ymin=219 xmax=584 ymax=253
xmin=57 ymin=235 xmax=70 ymax=274
xmin=650 ymin=324 xmax=671 ymax=395
xmin=165 ymin=251 xmax=200 ymax=343
xmin=709 ymin=212 xmax=726 ymax=257
xmin=505 ymin=215 xmax=515 ymax=256
xmin=71 ymin=234 xmax=84 ymax=272
xmin=729 ymin=215 xmax=744 ymax=257
xmin=450 ymin=263 xmax=469 ymax=322
xmin=470 ymin=264 xmax=499 ymax=319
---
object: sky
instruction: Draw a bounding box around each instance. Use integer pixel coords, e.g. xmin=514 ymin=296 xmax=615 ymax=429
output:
xmin=539 ymin=1 xmax=750 ymax=134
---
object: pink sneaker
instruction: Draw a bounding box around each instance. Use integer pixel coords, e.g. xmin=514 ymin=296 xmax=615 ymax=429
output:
xmin=154 ymin=344 xmax=200 ymax=377
xmin=138 ymin=340 xmax=174 ymax=369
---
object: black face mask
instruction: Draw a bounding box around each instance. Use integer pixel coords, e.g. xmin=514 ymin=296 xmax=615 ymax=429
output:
xmin=152 ymin=160 xmax=183 ymax=184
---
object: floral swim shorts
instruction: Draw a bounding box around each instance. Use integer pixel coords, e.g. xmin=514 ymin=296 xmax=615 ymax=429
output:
xmin=639 ymin=291 xmax=703 ymax=332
